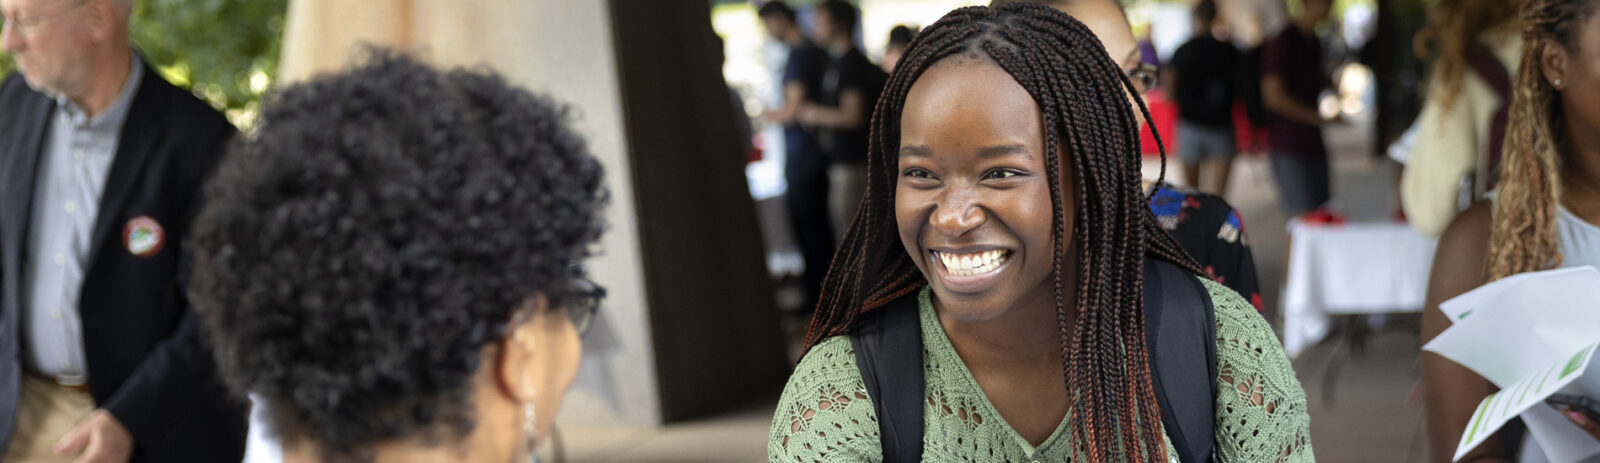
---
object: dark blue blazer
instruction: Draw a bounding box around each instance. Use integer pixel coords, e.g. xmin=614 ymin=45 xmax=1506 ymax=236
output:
xmin=0 ymin=61 xmax=246 ymax=462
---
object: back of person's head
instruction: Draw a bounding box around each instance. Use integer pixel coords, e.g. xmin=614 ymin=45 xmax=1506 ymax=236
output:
xmin=758 ymin=0 xmax=797 ymax=24
xmin=188 ymin=51 xmax=607 ymax=462
xmin=1413 ymin=0 xmax=1523 ymax=112
xmin=887 ymin=24 xmax=918 ymax=48
xmin=1489 ymin=0 xmax=1600 ymax=280
xmin=804 ymin=4 xmax=1205 ymax=461
xmin=882 ymin=24 xmax=920 ymax=73
xmin=1193 ymin=0 xmax=1219 ymax=27
xmin=816 ymin=0 xmax=859 ymax=36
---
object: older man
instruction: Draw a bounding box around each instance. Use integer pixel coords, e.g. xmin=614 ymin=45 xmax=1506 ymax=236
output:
xmin=0 ymin=0 xmax=246 ymax=461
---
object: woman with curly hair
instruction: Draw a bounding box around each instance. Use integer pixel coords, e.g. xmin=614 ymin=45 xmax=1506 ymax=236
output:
xmin=768 ymin=4 xmax=1310 ymax=462
xmin=186 ymin=52 xmax=607 ymax=463
xmin=1421 ymin=0 xmax=1600 ymax=460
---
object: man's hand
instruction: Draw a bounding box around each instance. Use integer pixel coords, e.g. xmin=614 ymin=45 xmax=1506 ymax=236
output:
xmin=794 ymin=104 xmax=819 ymax=126
xmin=54 ymin=410 xmax=133 ymax=463
xmin=760 ymin=109 xmax=793 ymax=125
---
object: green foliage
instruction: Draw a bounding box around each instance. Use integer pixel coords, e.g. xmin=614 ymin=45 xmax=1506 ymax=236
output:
xmin=0 ymin=0 xmax=285 ymax=120
xmin=131 ymin=0 xmax=286 ymax=114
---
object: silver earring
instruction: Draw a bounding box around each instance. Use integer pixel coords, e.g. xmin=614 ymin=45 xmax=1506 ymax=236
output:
xmin=524 ymin=402 xmax=539 ymax=447
xmin=1554 ymin=78 xmax=1564 ymax=88
xmin=524 ymin=387 xmax=540 ymax=462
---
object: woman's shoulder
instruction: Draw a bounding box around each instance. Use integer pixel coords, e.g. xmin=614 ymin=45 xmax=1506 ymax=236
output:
xmin=787 ymin=335 xmax=867 ymax=387
xmin=1196 ymin=275 xmax=1303 ymax=408
xmin=1197 ymin=277 xmax=1265 ymax=331
xmin=1197 ymin=276 xmax=1317 ymax=461
xmin=1441 ymin=200 xmax=1493 ymax=254
xmin=1198 ymin=275 xmax=1291 ymax=375
xmin=769 ymin=335 xmax=882 ymax=462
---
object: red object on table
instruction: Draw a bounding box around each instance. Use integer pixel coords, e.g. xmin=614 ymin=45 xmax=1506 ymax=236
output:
xmin=1301 ymin=206 xmax=1347 ymax=226
xmin=747 ymin=133 xmax=764 ymax=164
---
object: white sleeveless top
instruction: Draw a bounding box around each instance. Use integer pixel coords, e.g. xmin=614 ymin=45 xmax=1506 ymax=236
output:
xmin=1520 ymin=205 xmax=1600 ymax=462
xmin=1556 ymin=205 xmax=1600 ymax=269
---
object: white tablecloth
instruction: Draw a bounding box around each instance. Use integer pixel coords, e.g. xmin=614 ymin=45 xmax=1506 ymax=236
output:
xmin=1282 ymin=220 xmax=1439 ymax=358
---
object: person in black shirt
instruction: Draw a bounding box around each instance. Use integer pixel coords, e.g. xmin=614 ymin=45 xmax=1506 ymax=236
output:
xmin=760 ymin=1 xmax=833 ymax=311
xmin=1169 ymin=0 xmax=1240 ymax=197
xmin=797 ymin=0 xmax=887 ymax=240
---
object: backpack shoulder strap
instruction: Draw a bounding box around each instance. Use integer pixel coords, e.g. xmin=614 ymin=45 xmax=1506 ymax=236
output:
xmin=850 ymin=292 xmax=924 ymax=463
xmin=1466 ymin=43 xmax=1512 ymax=193
xmin=1144 ymin=258 xmax=1220 ymax=463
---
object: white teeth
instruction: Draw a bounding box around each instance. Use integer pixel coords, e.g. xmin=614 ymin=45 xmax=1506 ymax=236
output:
xmin=935 ymin=250 xmax=1010 ymax=276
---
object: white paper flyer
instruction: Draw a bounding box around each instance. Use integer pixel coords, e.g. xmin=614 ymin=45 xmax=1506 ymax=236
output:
xmin=1421 ymin=266 xmax=1600 ymax=462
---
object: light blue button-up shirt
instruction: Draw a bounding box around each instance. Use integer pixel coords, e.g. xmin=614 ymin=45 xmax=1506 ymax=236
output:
xmin=21 ymin=56 xmax=143 ymax=385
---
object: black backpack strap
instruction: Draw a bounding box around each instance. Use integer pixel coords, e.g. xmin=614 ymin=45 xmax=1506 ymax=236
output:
xmin=850 ymin=294 xmax=924 ymax=463
xmin=1144 ymin=258 xmax=1220 ymax=463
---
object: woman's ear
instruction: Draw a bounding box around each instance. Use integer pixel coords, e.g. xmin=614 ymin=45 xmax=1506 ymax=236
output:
xmin=1541 ymin=41 xmax=1570 ymax=90
xmin=494 ymin=294 xmax=549 ymax=403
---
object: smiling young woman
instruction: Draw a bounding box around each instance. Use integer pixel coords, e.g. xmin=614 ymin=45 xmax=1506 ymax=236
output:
xmin=768 ymin=4 xmax=1311 ymax=463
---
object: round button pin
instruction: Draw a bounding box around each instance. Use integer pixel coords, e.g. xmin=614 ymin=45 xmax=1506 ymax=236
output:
xmin=123 ymin=216 xmax=166 ymax=258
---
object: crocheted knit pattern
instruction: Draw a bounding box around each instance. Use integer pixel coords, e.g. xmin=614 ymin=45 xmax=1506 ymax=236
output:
xmin=769 ymin=279 xmax=1313 ymax=462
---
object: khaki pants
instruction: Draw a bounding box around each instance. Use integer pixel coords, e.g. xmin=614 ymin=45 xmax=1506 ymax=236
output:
xmin=3 ymin=373 xmax=95 ymax=463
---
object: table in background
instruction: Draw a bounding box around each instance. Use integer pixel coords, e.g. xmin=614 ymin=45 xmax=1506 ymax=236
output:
xmin=1281 ymin=220 xmax=1437 ymax=403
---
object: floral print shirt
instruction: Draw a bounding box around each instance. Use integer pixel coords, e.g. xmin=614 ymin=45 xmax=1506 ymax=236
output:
xmin=1149 ymin=182 xmax=1263 ymax=312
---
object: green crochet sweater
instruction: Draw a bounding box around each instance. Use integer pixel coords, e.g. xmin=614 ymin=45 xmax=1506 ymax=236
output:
xmin=769 ymin=279 xmax=1314 ymax=462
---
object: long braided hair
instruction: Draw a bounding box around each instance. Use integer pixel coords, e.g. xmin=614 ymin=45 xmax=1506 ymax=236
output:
xmin=803 ymin=3 xmax=1204 ymax=460
xmin=1487 ymin=0 xmax=1597 ymax=280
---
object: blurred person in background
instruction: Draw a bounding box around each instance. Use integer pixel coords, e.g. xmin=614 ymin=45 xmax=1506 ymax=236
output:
xmin=0 ymin=0 xmax=247 ymax=461
xmin=881 ymin=24 xmax=917 ymax=74
xmin=1262 ymin=0 xmax=1338 ymax=218
xmin=760 ymin=0 xmax=834 ymax=312
xmin=188 ymin=53 xmax=608 ymax=463
xmin=1399 ymin=0 xmax=1523 ymax=237
xmin=1422 ymin=0 xmax=1600 ymax=460
xmin=1170 ymin=0 xmax=1241 ymax=198
xmin=797 ymin=0 xmax=886 ymax=241
xmin=1235 ymin=13 xmax=1272 ymax=159
xmin=993 ymin=0 xmax=1262 ymax=310
xmin=770 ymin=4 xmax=1309 ymax=461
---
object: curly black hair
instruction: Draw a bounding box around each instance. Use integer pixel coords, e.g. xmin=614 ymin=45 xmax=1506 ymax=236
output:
xmin=187 ymin=52 xmax=607 ymax=462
